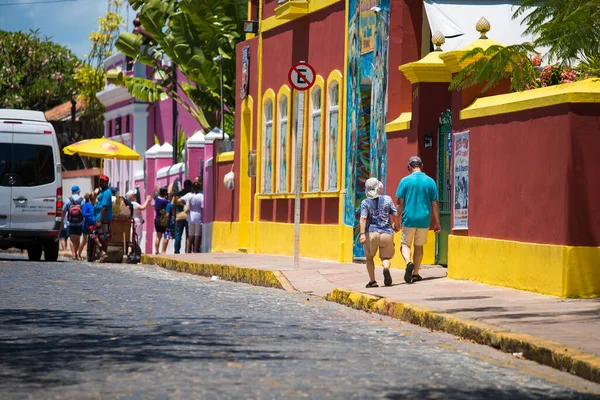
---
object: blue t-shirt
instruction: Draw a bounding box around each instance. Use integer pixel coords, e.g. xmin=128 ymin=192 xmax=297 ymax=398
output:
xmin=154 ymin=197 xmax=169 ymax=221
xmin=360 ymin=195 xmax=398 ymax=235
xmin=395 ymin=172 xmax=438 ymax=229
xmin=94 ymin=188 xmax=113 ymax=222
xmin=82 ymin=202 xmax=95 ymax=226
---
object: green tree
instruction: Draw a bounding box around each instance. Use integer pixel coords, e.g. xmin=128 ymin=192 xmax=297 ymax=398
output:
xmin=108 ymin=0 xmax=247 ymax=133
xmin=0 ymin=30 xmax=79 ymax=110
xmin=450 ymin=0 xmax=600 ymax=92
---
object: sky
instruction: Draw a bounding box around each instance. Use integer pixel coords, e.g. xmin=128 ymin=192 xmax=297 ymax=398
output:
xmin=0 ymin=0 xmax=135 ymax=60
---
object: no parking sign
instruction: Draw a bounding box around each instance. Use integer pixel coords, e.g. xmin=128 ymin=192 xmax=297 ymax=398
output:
xmin=288 ymin=62 xmax=316 ymax=91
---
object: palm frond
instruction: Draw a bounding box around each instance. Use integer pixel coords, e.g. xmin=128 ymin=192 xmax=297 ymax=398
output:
xmin=450 ymin=44 xmax=538 ymax=92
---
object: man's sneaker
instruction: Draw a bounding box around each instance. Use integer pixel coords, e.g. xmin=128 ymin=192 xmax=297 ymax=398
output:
xmin=383 ymin=267 xmax=392 ymax=287
xmin=404 ymin=262 xmax=415 ymax=283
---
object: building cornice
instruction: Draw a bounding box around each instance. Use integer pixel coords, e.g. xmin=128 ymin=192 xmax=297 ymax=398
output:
xmin=461 ymin=79 xmax=600 ymax=120
xmin=96 ymin=84 xmax=133 ymax=108
xmin=103 ymin=102 xmax=148 ymax=120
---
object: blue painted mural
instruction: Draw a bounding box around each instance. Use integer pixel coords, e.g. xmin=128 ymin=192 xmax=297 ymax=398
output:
xmin=344 ymin=0 xmax=390 ymax=258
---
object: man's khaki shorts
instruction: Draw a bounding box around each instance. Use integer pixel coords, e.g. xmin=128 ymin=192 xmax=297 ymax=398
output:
xmin=401 ymin=227 xmax=429 ymax=247
xmin=364 ymin=232 xmax=395 ymax=259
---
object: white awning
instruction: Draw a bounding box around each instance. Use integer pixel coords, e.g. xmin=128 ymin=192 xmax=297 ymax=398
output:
xmin=423 ymin=1 xmax=538 ymax=52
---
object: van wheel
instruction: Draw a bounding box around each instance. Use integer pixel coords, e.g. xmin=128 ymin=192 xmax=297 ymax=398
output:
xmin=44 ymin=240 xmax=59 ymax=262
xmin=27 ymin=245 xmax=43 ymax=261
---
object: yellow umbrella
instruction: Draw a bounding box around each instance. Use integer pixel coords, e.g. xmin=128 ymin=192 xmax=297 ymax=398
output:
xmin=63 ymin=138 xmax=142 ymax=160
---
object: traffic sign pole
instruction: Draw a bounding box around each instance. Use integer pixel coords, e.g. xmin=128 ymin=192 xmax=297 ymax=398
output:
xmin=288 ymin=61 xmax=315 ymax=270
xmin=293 ymin=91 xmax=305 ymax=270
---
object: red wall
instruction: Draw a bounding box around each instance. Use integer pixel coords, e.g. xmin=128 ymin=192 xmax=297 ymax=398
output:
xmin=214 ymin=160 xmax=236 ymax=222
xmin=260 ymin=197 xmax=338 ymax=224
xmin=386 ymin=0 xmax=422 ymax=123
xmin=261 ymin=2 xmax=345 ymax=92
xmin=385 ymin=129 xmax=417 ymax=198
xmin=256 ymin=3 xmax=345 ymax=224
xmin=262 ymin=0 xmax=278 ymax=19
xmin=459 ymin=103 xmax=600 ymax=247
xmin=413 ymin=82 xmax=452 ymax=179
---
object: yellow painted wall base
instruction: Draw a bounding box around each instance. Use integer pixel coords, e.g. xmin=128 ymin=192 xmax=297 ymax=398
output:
xmin=213 ymin=221 xmax=436 ymax=267
xmin=212 ymin=222 xmax=240 ymax=253
xmin=448 ymin=235 xmax=600 ymax=298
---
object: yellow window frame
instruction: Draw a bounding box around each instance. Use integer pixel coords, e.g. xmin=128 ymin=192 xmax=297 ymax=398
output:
xmin=259 ymin=88 xmax=276 ymax=194
xmin=275 ymin=85 xmax=291 ymax=193
xmin=324 ymin=70 xmax=343 ymax=192
xmin=306 ymin=75 xmax=325 ymax=192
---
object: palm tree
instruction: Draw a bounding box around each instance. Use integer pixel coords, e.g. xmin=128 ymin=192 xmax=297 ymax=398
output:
xmin=451 ymin=0 xmax=600 ymax=92
xmin=108 ymin=0 xmax=247 ymax=132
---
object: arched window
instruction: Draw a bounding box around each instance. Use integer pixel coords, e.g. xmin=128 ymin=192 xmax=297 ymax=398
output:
xmin=326 ymin=81 xmax=340 ymax=191
xmin=262 ymin=99 xmax=273 ymax=193
xmin=308 ymin=86 xmax=322 ymax=192
xmin=277 ymin=95 xmax=288 ymax=193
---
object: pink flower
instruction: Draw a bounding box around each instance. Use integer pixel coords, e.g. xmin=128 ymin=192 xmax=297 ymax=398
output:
xmin=532 ymin=54 xmax=542 ymax=67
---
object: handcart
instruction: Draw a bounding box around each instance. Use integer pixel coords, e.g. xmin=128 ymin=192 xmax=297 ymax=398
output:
xmin=86 ymin=216 xmax=141 ymax=263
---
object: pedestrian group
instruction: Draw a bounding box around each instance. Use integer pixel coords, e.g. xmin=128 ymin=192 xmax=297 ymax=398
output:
xmin=60 ymin=175 xmax=204 ymax=262
xmin=360 ymin=156 xmax=441 ymax=287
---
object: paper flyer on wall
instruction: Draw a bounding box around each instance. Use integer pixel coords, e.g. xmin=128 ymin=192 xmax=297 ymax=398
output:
xmin=453 ymin=131 xmax=469 ymax=230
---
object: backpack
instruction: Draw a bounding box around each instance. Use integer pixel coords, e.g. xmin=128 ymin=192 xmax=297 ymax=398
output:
xmin=158 ymin=209 xmax=169 ymax=227
xmin=67 ymin=197 xmax=83 ymax=225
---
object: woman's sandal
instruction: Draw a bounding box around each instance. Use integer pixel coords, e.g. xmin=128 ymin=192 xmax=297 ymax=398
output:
xmin=95 ymin=252 xmax=108 ymax=263
xmin=366 ymin=281 xmax=379 ymax=288
xmin=412 ymin=274 xmax=423 ymax=282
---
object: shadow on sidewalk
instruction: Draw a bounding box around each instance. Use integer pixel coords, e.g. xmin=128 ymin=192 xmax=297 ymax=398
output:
xmin=384 ymin=274 xmax=446 ymax=287
xmin=441 ymin=306 xmax=600 ymax=323
xmin=383 ymin=386 xmax=598 ymax=400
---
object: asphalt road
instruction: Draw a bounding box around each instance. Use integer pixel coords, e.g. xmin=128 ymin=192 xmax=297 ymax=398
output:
xmin=0 ymin=255 xmax=599 ymax=400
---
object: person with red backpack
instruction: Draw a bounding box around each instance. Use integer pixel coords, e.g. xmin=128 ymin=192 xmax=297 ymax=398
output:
xmin=62 ymin=186 xmax=85 ymax=260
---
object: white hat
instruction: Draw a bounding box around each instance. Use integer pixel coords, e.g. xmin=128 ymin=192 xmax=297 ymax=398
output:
xmin=125 ymin=190 xmax=136 ymax=198
xmin=365 ymin=178 xmax=382 ymax=199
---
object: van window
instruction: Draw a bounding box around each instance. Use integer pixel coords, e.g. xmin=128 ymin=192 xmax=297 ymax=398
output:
xmin=0 ymin=144 xmax=55 ymax=187
xmin=0 ymin=144 xmax=10 ymax=181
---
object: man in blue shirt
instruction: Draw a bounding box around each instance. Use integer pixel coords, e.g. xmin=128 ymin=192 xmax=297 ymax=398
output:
xmin=359 ymin=177 xmax=400 ymax=287
xmin=396 ymin=156 xmax=441 ymax=283
xmin=94 ymin=174 xmax=113 ymax=262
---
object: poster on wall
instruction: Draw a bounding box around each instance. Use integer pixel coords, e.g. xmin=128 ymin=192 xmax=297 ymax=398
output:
xmin=453 ymin=131 xmax=469 ymax=230
xmin=359 ymin=0 xmax=376 ymax=54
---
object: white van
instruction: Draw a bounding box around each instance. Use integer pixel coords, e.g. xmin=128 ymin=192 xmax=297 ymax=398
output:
xmin=0 ymin=109 xmax=63 ymax=261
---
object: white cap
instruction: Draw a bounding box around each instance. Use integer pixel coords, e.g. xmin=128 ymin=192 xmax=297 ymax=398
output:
xmin=365 ymin=178 xmax=383 ymax=199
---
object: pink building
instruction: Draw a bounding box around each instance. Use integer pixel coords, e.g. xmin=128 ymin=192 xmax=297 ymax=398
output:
xmin=96 ymin=52 xmax=200 ymax=194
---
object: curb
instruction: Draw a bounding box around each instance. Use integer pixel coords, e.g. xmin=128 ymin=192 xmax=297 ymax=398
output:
xmin=324 ymin=288 xmax=600 ymax=384
xmin=141 ymin=255 xmax=286 ymax=290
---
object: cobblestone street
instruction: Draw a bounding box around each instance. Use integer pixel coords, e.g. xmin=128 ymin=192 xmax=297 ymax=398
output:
xmin=0 ymin=255 xmax=599 ymax=399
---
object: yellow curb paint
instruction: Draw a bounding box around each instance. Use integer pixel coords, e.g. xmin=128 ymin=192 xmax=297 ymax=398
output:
xmin=325 ymin=288 xmax=600 ymax=384
xmin=141 ymin=255 xmax=285 ymax=290
xmin=272 ymin=271 xmax=296 ymax=292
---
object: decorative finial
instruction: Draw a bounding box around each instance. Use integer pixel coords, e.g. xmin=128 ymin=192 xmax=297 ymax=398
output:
xmin=476 ymin=17 xmax=491 ymax=39
xmin=432 ymin=31 xmax=445 ymax=51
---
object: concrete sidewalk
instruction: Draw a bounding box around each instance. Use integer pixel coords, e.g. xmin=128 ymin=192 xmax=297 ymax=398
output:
xmin=141 ymin=252 xmax=600 ymax=383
